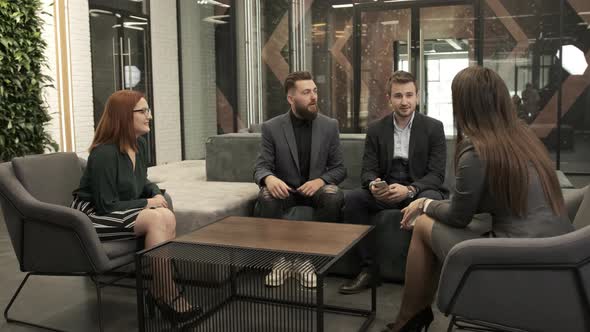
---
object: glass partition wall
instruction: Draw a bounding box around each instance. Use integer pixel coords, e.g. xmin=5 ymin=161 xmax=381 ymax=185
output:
xmin=179 ymin=0 xmax=589 ymax=174
xmin=351 ymin=2 xmax=475 ymax=135
xmin=89 ymin=0 xmax=155 ymax=164
xmin=481 ymin=0 xmax=589 ymax=174
xmin=177 ymin=0 xmax=238 ymax=159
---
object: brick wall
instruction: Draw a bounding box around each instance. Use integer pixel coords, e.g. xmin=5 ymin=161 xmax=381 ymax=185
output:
xmin=150 ymin=0 xmax=182 ymax=164
xmin=41 ymin=0 xmax=93 ymax=156
xmin=40 ymin=0 xmax=60 ymax=150
xmin=68 ymin=0 xmax=94 ymax=154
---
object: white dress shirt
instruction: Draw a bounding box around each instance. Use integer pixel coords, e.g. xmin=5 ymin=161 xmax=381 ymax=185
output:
xmin=393 ymin=112 xmax=415 ymax=159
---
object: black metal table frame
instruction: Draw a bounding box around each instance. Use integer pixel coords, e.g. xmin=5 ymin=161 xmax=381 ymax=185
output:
xmin=136 ymin=226 xmax=376 ymax=332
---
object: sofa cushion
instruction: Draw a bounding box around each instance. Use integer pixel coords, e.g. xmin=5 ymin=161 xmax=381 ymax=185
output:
xmin=563 ymin=186 xmax=586 ymax=223
xmin=205 ymin=133 xmax=573 ymax=192
xmin=206 ymin=133 xmax=371 ymax=190
xmin=206 ymin=134 xmax=260 ymax=183
xmin=338 ymin=134 xmax=366 ymax=190
xmin=572 ymin=185 xmax=590 ymax=230
xmin=150 ymin=161 xmax=260 ymax=235
xmin=556 ymin=170 xmax=574 ymax=189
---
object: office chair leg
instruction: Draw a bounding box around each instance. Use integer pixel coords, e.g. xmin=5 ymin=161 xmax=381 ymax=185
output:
xmin=452 ymin=316 xmax=521 ymax=332
xmin=4 ymin=273 xmax=32 ymax=322
xmin=4 ymin=272 xmax=64 ymax=332
xmin=447 ymin=315 xmax=456 ymax=332
xmin=91 ymin=277 xmax=105 ymax=332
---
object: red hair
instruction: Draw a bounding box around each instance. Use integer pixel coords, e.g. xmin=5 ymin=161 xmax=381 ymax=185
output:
xmin=90 ymin=90 xmax=145 ymax=153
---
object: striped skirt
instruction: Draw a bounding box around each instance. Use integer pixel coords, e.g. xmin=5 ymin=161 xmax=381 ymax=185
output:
xmin=71 ymin=196 xmax=143 ymax=241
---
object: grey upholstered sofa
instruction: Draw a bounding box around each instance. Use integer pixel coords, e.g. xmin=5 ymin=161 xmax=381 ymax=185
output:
xmin=207 ymin=133 xmax=421 ymax=280
xmin=205 ymin=133 xmax=576 ymax=282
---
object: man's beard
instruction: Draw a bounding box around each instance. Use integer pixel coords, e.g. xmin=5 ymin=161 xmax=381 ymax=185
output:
xmin=294 ymin=102 xmax=318 ymax=121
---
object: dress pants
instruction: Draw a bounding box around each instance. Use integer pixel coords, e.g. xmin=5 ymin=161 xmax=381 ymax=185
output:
xmin=342 ymin=188 xmax=444 ymax=268
xmin=257 ymin=184 xmax=344 ymax=222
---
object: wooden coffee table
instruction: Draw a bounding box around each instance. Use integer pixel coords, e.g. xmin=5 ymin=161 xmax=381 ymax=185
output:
xmin=136 ymin=216 xmax=375 ymax=332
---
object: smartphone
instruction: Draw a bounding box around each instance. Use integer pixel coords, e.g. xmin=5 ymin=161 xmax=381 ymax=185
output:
xmin=372 ymin=180 xmax=387 ymax=189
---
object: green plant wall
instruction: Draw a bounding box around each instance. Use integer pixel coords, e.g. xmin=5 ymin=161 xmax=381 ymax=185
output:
xmin=0 ymin=0 xmax=57 ymax=161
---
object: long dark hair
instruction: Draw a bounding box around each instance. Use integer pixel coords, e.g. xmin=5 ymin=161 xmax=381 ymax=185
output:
xmin=451 ymin=66 xmax=565 ymax=217
xmin=90 ymin=90 xmax=144 ymax=153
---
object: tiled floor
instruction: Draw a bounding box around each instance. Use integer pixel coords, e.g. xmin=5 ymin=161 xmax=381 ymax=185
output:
xmin=0 ymin=221 xmax=452 ymax=332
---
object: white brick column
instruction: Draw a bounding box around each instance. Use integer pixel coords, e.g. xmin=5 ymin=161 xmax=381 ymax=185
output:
xmin=41 ymin=0 xmax=93 ymax=155
xmin=68 ymin=0 xmax=94 ymax=153
xmin=178 ymin=0 xmax=217 ymax=159
xmin=150 ymin=0 xmax=182 ymax=164
xmin=41 ymin=0 xmax=60 ymax=149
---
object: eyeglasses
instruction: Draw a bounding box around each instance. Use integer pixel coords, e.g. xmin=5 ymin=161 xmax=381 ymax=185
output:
xmin=133 ymin=107 xmax=151 ymax=117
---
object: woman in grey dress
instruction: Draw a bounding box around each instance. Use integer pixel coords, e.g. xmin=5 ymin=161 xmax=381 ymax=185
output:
xmin=381 ymin=67 xmax=574 ymax=332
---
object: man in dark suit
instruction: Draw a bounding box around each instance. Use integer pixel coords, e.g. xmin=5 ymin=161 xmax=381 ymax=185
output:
xmin=339 ymin=71 xmax=447 ymax=294
xmin=254 ymin=71 xmax=346 ymax=223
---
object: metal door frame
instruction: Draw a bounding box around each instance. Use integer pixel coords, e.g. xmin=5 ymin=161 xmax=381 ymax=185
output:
xmin=352 ymin=0 xmax=483 ymax=132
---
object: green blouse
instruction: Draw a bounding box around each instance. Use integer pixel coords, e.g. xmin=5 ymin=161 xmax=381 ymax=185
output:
xmin=73 ymin=137 xmax=161 ymax=215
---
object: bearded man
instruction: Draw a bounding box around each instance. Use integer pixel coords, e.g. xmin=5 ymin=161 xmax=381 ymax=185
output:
xmin=253 ymin=71 xmax=346 ymax=223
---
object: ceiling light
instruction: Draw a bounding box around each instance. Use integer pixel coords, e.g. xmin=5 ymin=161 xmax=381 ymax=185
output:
xmin=332 ymin=4 xmax=353 ymax=8
xmin=129 ymin=15 xmax=148 ymax=21
xmin=89 ymin=9 xmax=113 ymax=15
xmin=124 ymin=22 xmax=148 ymax=26
xmin=197 ymin=0 xmax=230 ymax=8
xmin=381 ymin=20 xmax=399 ymax=25
xmin=557 ymin=44 xmax=588 ymax=75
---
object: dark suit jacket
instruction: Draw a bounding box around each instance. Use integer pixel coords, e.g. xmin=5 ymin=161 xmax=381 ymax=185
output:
xmin=254 ymin=111 xmax=347 ymax=188
xmin=360 ymin=112 xmax=447 ymax=194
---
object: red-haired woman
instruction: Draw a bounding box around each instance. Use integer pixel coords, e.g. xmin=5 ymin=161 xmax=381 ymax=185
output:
xmin=382 ymin=67 xmax=574 ymax=332
xmin=71 ymin=90 xmax=200 ymax=324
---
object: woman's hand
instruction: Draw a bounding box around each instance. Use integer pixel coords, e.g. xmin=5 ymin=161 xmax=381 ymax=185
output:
xmin=400 ymin=198 xmax=426 ymax=230
xmin=147 ymin=194 xmax=168 ymax=209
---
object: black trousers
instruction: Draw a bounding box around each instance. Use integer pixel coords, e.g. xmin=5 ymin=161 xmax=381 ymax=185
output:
xmin=342 ymin=188 xmax=445 ymax=268
xmin=257 ymin=184 xmax=344 ymax=222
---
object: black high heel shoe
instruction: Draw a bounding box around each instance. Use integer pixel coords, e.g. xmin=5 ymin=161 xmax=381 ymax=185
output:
xmin=145 ymin=291 xmax=202 ymax=325
xmin=382 ymin=307 xmax=434 ymax=332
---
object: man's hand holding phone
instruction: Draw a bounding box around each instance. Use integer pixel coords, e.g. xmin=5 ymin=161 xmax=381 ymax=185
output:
xmin=370 ymin=178 xmax=389 ymax=200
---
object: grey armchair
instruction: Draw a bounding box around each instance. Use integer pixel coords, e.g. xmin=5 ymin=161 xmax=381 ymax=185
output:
xmin=0 ymin=152 xmax=170 ymax=331
xmin=437 ymin=185 xmax=590 ymax=332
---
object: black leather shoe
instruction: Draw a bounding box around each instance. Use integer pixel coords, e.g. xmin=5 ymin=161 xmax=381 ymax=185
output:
xmin=339 ymin=270 xmax=379 ymax=294
xmin=382 ymin=307 xmax=434 ymax=332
